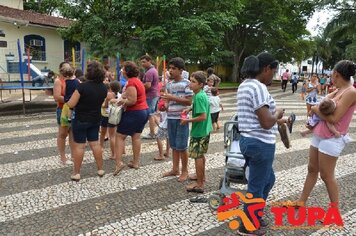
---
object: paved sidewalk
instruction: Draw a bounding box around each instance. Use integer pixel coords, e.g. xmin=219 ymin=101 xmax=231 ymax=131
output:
xmin=0 ymin=89 xmax=56 ymax=115
xmin=0 ymin=87 xmax=355 ymax=236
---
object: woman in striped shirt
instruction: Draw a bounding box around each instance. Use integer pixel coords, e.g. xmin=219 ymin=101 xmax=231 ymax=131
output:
xmin=236 ymin=52 xmax=284 ymax=236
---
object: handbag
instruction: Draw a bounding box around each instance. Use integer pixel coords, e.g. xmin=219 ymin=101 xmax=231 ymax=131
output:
xmin=108 ymin=104 xmax=123 ymax=125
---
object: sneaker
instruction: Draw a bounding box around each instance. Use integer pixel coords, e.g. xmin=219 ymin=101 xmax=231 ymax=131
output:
xmin=237 ymin=225 xmax=266 ymax=236
xmin=278 ymin=123 xmax=290 ymax=149
xmin=97 ymin=170 xmax=105 ymax=177
xmin=142 ymin=133 xmax=156 ymax=139
xmin=70 ymin=173 xmax=80 ymax=181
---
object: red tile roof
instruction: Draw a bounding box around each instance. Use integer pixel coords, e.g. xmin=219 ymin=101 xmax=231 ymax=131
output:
xmin=0 ymin=5 xmax=72 ymax=28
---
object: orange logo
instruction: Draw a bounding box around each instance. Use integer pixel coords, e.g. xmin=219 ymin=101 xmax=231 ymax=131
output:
xmin=217 ymin=192 xmax=265 ymax=231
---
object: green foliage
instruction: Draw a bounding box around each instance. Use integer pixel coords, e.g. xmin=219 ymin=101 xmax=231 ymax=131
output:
xmin=24 ymin=0 xmax=64 ymax=15
xmin=225 ymin=0 xmax=318 ymax=81
xmin=322 ymin=1 xmax=356 ymax=62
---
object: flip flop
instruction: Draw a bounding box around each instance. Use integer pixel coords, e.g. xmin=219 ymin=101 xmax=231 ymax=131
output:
xmin=186 ymin=186 xmax=204 ymax=193
xmin=278 ymin=123 xmax=290 ymax=149
xmin=162 ymin=171 xmax=179 ymax=178
xmin=154 ymin=156 xmax=165 ymax=161
xmin=188 ymin=175 xmax=198 ymax=181
xmin=113 ymin=164 xmax=125 ymax=176
xmin=127 ymin=163 xmax=139 ymax=169
xmin=288 ymin=113 xmax=296 ymax=133
xmin=190 ymin=196 xmax=207 ymax=203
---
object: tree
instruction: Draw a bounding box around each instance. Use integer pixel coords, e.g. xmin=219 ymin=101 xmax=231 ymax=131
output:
xmin=224 ymin=0 xmax=317 ymax=82
xmin=58 ymin=0 xmax=240 ymax=63
xmin=322 ymin=1 xmax=356 ymax=62
xmin=59 ymin=0 xmax=137 ymax=58
xmin=24 ymin=0 xmax=64 ymax=15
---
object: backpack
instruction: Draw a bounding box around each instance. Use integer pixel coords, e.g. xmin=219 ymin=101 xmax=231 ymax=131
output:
xmin=292 ymin=75 xmax=298 ymax=83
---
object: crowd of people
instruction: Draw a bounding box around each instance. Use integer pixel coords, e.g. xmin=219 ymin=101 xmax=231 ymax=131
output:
xmin=52 ymin=53 xmax=355 ymax=236
xmin=52 ymin=56 xmax=223 ymax=190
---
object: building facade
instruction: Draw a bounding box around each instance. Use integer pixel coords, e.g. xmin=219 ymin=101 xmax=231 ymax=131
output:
xmin=0 ymin=0 xmax=81 ymax=80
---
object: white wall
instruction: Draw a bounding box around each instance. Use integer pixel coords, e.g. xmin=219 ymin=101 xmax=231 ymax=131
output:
xmin=0 ymin=21 xmax=67 ymax=78
xmin=1 ymin=0 xmax=24 ymax=10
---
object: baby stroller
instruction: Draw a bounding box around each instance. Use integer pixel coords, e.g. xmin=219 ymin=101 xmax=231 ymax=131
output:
xmin=208 ymin=114 xmax=248 ymax=210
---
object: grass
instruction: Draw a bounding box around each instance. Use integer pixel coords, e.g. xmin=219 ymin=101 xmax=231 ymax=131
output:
xmin=219 ymin=81 xmax=240 ymax=88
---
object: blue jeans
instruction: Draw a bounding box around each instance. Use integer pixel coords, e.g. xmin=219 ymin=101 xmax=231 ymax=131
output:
xmin=167 ymin=119 xmax=189 ymax=151
xmin=146 ymin=96 xmax=159 ymax=115
xmin=239 ymin=136 xmax=276 ymax=222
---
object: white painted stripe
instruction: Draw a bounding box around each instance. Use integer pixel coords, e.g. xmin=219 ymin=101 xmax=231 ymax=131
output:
xmin=0 ymin=118 xmax=54 ymax=128
xmin=0 ymin=108 xmax=342 ymax=140
xmin=1 ymin=122 xmax=349 ymax=178
xmin=1 ymin=116 xmax=355 ymax=175
xmin=79 ymin=153 xmax=356 ymax=236
xmin=310 ymin=209 xmax=356 ymax=236
xmin=0 ymin=151 xmax=223 ymax=222
xmin=1 ymin=141 xmax=354 ymax=224
xmin=1 ymin=127 xmax=57 ymax=138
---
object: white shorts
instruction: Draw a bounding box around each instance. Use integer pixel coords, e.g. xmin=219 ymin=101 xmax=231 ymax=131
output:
xmin=311 ymin=134 xmax=352 ymax=157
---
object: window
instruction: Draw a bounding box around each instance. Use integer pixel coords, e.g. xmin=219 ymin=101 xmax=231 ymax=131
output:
xmin=24 ymin=35 xmax=46 ymax=61
xmin=64 ymin=40 xmax=81 ymax=63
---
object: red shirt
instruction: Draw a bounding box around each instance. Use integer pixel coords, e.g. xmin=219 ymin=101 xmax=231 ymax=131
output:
xmin=56 ymin=78 xmax=65 ymax=109
xmin=125 ymin=77 xmax=148 ymax=111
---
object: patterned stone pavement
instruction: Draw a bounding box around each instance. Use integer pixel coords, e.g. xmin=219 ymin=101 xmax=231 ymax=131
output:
xmin=0 ymin=88 xmax=355 ymax=236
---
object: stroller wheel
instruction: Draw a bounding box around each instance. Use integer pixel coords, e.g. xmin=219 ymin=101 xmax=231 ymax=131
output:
xmin=219 ymin=177 xmax=230 ymax=189
xmin=208 ymin=194 xmax=223 ymax=211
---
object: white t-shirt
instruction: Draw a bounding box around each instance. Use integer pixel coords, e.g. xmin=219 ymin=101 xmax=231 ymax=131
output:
xmin=159 ymin=111 xmax=168 ymax=129
xmin=209 ymin=96 xmax=221 ymax=113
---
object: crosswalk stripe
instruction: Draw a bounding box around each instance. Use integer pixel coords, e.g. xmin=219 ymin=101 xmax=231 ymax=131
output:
xmin=1 ymin=89 xmax=355 ymax=236
xmin=79 ymin=153 xmax=356 ymax=236
xmin=0 ymin=108 xmax=334 ymax=140
xmin=3 ymin=122 xmax=353 ymax=179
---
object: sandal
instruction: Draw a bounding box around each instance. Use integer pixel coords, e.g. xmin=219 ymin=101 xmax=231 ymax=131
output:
xmin=188 ymin=175 xmax=198 ymax=181
xmin=190 ymin=196 xmax=207 ymax=203
xmin=113 ymin=164 xmax=125 ymax=176
xmin=186 ymin=186 xmax=204 ymax=193
xmin=278 ymin=123 xmax=290 ymax=149
xmin=127 ymin=162 xmax=139 ymax=169
xmin=288 ymin=113 xmax=296 ymax=133
xmin=154 ymin=156 xmax=165 ymax=161
xmin=281 ymin=200 xmax=305 ymax=208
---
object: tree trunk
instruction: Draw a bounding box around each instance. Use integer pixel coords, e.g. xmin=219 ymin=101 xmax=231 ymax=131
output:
xmin=231 ymin=54 xmax=239 ymax=82
xmin=231 ymin=48 xmax=245 ymax=83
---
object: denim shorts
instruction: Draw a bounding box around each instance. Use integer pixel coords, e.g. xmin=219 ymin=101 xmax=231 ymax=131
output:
xmin=167 ymin=119 xmax=189 ymax=151
xmin=56 ymin=108 xmax=62 ymax=125
xmin=71 ymin=119 xmax=100 ymax=143
xmin=100 ymin=116 xmax=116 ymax=128
xmin=117 ymin=109 xmax=149 ymax=136
xmin=311 ymin=134 xmax=351 ymax=157
xmin=146 ymin=96 xmax=159 ymax=115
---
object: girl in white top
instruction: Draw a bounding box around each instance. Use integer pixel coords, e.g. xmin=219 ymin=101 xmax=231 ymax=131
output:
xmin=209 ymin=87 xmax=223 ymax=131
xmin=154 ymin=91 xmax=170 ymax=161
